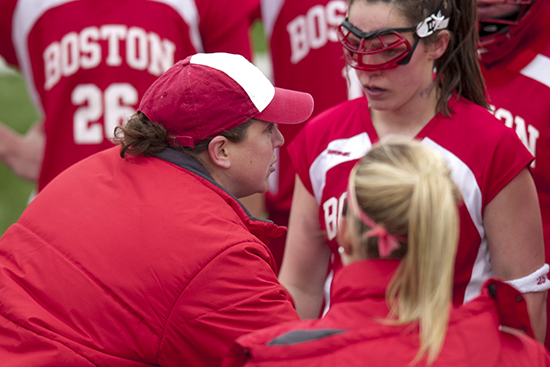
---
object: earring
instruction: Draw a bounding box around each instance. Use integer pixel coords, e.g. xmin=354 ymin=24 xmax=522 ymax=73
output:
xmin=338 ymin=246 xmax=345 ymax=255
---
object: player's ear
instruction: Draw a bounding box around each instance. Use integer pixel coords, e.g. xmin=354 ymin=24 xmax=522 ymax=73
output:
xmin=337 ymin=215 xmax=358 ymax=265
xmin=207 ymin=136 xmax=231 ymax=169
xmin=337 ymin=216 xmax=353 ymax=252
xmin=429 ymin=30 xmax=450 ymax=60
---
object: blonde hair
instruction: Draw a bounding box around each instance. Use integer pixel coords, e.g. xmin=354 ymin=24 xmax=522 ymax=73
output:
xmin=346 ymin=139 xmax=461 ymax=364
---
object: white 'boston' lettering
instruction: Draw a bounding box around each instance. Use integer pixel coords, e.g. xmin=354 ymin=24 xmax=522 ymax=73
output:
xmin=79 ymin=27 xmax=101 ymax=69
xmin=287 ymin=0 xmax=347 ymax=64
xmin=148 ymin=32 xmax=175 ymax=76
xmin=101 ymin=25 xmax=127 ymax=67
xmin=126 ymin=27 xmax=149 ymax=70
xmin=43 ymin=42 xmax=61 ymax=90
xmin=43 ymin=25 xmax=176 ymax=90
xmin=60 ymin=32 xmax=79 ymax=77
xmin=490 ymin=105 xmax=540 ymax=168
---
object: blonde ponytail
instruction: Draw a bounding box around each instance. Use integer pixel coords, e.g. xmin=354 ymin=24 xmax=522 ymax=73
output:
xmin=348 ymin=139 xmax=461 ymax=364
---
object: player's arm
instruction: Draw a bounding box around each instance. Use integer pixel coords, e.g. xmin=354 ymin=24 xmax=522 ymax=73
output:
xmin=278 ymin=176 xmax=330 ymax=319
xmin=485 ymin=167 xmax=547 ymax=342
xmin=0 ymin=121 xmax=44 ymax=182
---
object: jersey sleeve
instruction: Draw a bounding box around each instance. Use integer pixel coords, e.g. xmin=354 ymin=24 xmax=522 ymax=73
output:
xmin=195 ymin=0 xmax=260 ymax=61
xmin=287 ymin=100 xmax=366 ymax=199
xmin=482 ymin=125 xmax=534 ymax=208
xmin=0 ymin=0 xmax=18 ymax=66
xmin=158 ymin=241 xmax=298 ymax=367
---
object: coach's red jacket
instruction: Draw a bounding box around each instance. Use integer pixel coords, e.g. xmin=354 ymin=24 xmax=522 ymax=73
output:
xmin=224 ymin=260 xmax=550 ymax=367
xmin=0 ymin=147 xmax=298 ymax=366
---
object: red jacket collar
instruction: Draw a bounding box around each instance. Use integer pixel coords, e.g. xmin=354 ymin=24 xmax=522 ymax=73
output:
xmin=332 ymin=259 xmax=534 ymax=338
xmin=154 ymin=148 xmax=287 ymax=245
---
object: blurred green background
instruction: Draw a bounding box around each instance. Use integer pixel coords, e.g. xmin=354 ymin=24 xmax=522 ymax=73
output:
xmin=0 ymin=67 xmax=39 ymax=235
xmin=0 ymin=21 xmax=267 ymax=236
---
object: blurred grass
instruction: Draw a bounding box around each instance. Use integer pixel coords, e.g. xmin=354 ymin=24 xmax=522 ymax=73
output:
xmin=0 ymin=24 xmax=268 ymax=236
xmin=251 ymin=20 xmax=267 ymax=54
xmin=0 ymin=68 xmax=39 ymax=236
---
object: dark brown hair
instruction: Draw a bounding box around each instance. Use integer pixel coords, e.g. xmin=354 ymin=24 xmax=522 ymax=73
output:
xmin=114 ymin=112 xmax=253 ymax=159
xmin=349 ymin=0 xmax=489 ymax=116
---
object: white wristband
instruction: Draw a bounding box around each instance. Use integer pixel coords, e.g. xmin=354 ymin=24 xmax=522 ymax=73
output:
xmin=505 ymin=264 xmax=550 ymax=293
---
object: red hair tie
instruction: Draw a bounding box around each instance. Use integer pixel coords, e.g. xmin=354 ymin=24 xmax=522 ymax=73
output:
xmin=346 ymin=182 xmax=407 ymax=258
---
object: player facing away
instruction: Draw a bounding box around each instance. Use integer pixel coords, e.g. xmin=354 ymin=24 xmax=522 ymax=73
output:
xmin=0 ymin=53 xmax=314 ymax=366
xmin=0 ymin=0 xmax=259 ymax=191
xmin=278 ymin=0 xmax=548 ymax=343
xmin=224 ymin=140 xmax=550 ymax=367
xmin=477 ymin=0 xmax=550 ymax=348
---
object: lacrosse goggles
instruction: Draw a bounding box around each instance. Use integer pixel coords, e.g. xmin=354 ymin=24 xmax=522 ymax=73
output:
xmin=338 ymin=0 xmax=451 ymax=71
xmin=478 ymin=0 xmax=533 ymax=30
xmin=477 ymin=0 xmax=538 ymax=47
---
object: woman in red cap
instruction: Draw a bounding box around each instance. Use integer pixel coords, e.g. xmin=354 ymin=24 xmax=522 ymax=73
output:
xmin=0 ymin=52 xmax=313 ymax=367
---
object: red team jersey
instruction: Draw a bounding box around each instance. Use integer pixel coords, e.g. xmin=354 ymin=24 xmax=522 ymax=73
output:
xmin=288 ymin=96 xmax=533 ymax=310
xmin=480 ymin=0 xmax=550 ymax=347
xmin=0 ymin=0 xmax=258 ymax=191
xmin=260 ymin=0 xmax=361 ymax=214
xmin=481 ymin=1 xmax=550 ymax=283
xmin=260 ymin=0 xmax=362 ymax=268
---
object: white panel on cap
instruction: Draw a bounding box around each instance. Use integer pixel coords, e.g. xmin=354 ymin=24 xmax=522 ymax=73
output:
xmin=190 ymin=53 xmax=275 ymax=112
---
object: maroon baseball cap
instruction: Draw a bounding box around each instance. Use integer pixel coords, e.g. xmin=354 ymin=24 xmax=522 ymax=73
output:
xmin=138 ymin=53 xmax=314 ymax=147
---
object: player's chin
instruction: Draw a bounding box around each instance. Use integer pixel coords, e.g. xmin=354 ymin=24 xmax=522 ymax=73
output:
xmin=260 ymin=176 xmax=272 ymax=194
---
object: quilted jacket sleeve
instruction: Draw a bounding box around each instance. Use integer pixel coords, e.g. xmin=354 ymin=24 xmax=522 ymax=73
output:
xmin=157 ymin=241 xmax=299 ymax=367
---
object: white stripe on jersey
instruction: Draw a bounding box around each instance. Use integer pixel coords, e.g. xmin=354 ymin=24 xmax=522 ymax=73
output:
xmin=421 ymin=137 xmax=493 ymax=302
xmin=520 ymin=54 xmax=550 ymax=89
xmin=309 ymin=133 xmax=492 ymax=304
xmin=260 ymin=0 xmax=284 ymax=40
xmin=13 ymin=0 xmax=77 ymax=116
xmin=150 ymin=0 xmax=203 ymax=53
xmin=309 ymin=132 xmax=372 ymax=204
xmin=463 ymin=240 xmax=493 ymax=302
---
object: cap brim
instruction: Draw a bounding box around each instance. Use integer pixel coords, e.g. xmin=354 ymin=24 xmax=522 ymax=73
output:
xmin=255 ymin=87 xmax=314 ymax=125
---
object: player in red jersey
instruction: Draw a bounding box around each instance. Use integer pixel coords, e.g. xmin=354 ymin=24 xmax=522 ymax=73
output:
xmin=225 ymin=140 xmax=550 ymax=367
xmin=477 ymin=0 xmax=550 ymax=347
xmin=0 ymin=0 xmax=259 ymax=191
xmin=280 ymin=0 xmax=548 ymax=342
xmin=259 ymin=0 xmax=363 ymax=269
